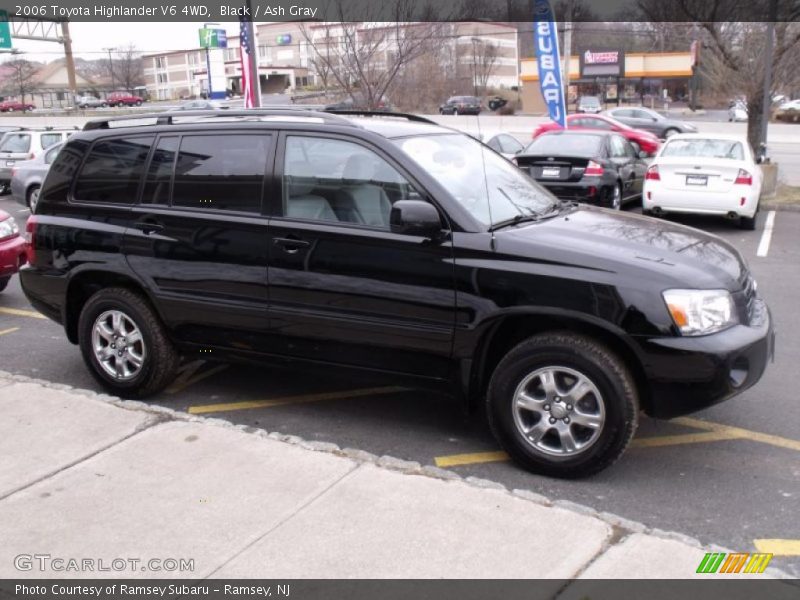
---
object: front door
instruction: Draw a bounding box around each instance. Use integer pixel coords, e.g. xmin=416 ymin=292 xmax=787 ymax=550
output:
xmin=266 ymin=133 xmax=456 ymax=379
xmin=124 ymin=132 xmax=274 ymax=351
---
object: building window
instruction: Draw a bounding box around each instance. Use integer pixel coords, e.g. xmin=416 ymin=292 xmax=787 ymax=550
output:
xmin=156 ymin=56 xmax=166 ymax=69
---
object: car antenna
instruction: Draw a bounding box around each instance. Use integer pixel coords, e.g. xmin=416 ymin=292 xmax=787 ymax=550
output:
xmin=475 ymin=109 xmax=496 ymax=251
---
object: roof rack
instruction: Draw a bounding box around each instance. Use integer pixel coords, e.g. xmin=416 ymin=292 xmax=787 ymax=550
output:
xmin=82 ymin=108 xmax=356 ymax=131
xmin=323 ymin=109 xmax=438 ymax=125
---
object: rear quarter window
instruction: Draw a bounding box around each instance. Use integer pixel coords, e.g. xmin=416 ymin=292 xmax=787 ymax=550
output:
xmin=40 ymin=139 xmax=91 ymax=205
xmin=73 ymin=136 xmax=154 ymax=204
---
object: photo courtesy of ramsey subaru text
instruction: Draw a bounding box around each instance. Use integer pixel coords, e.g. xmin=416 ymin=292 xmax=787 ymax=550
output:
xmin=20 ymin=109 xmax=775 ymax=478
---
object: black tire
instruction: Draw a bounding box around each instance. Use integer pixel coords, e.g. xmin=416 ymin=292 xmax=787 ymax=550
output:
xmin=487 ymin=332 xmax=639 ymax=478
xmin=605 ymin=182 xmax=622 ymax=210
xmin=27 ymin=185 xmax=40 ymax=213
xmin=6 ymin=107 xmax=13 ymax=113
xmin=101 ymin=102 xmax=108 ymax=108
xmin=739 ymin=208 xmax=758 ymax=230
xmin=663 ymin=127 xmax=680 ymax=138
xmin=78 ymin=287 xmax=179 ymax=398
xmin=0 ymin=276 xmax=9 ymax=293
xmin=135 ymin=100 xmax=142 ymax=106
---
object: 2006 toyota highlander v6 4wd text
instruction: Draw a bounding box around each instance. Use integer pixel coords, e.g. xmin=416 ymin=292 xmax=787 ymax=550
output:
xmin=20 ymin=110 xmax=775 ymax=478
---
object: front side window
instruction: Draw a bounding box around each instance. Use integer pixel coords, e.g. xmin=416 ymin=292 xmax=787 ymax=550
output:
xmin=283 ymin=136 xmax=419 ymax=228
xmin=74 ymin=136 xmax=154 ymax=204
xmin=397 ymin=133 xmax=558 ymax=227
xmin=172 ymin=134 xmax=269 ymax=212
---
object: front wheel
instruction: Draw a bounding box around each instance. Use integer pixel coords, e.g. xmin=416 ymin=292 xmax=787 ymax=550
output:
xmin=663 ymin=128 xmax=679 ymax=138
xmin=78 ymin=287 xmax=180 ymax=398
xmin=135 ymin=100 xmax=142 ymax=106
xmin=487 ymin=332 xmax=639 ymax=478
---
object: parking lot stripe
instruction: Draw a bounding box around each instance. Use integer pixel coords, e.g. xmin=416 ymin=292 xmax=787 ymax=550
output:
xmin=435 ymin=451 xmax=509 ymax=468
xmin=0 ymin=327 xmax=20 ymax=336
xmin=756 ymin=210 xmax=776 ymax=257
xmin=0 ymin=307 xmax=45 ymax=319
xmin=187 ymin=385 xmax=409 ymax=415
xmin=674 ymin=417 xmax=800 ymax=452
xmin=753 ymin=539 xmax=800 ymax=556
xmin=166 ymin=361 xmax=229 ymax=395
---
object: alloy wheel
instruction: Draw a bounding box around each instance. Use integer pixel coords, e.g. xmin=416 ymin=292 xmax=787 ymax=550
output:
xmin=91 ymin=310 xmax=146 ymax=381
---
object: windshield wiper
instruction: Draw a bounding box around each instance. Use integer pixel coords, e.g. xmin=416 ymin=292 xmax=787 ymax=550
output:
xmin=489 ymin=213 xmax=541 ymax=231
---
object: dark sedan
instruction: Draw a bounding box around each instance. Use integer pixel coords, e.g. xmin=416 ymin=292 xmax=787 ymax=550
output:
xmin=515 ymin=130 xmax=648 ymax=209
xmin=439 ymin=95 xmax=481 ymax=115
xmin=604 ymin=106 xmax=697 ymax=139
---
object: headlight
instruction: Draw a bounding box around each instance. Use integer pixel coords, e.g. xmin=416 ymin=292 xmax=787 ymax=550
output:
xmin=663 ymin=289 xmax=738 ymax=336
xmin=0 ymin=217 xmax=19 ymax=241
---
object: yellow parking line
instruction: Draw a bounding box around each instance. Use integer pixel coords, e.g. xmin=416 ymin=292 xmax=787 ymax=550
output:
xmin=0 ymin=307 xmax=45 ymax=319
xmin=629 ymin=430 xmax=741 ymax=448
xmin=754 ymin=539 xmax=800 ymax=556
xmin=435 ymin=451 xmax=509 ymax=468
xmin=166 ymin=361 xmax=229 ymax=394
xmin=188 ymin=385 xmax=409 ymax=415
xmin=0 ymin=327 xmax=20 ymax=336
xmin=674 ymin=417 xmax=800 ymax=453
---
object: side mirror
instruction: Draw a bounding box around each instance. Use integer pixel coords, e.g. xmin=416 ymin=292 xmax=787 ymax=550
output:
xmin=390 ymin=200 xmax=442 ymax=237
xmin=638 ymin=150 xmax=649 ymax=159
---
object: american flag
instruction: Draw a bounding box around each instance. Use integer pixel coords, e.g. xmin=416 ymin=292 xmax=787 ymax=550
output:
xmin=239 ymin=14 xmax=255 ymax=108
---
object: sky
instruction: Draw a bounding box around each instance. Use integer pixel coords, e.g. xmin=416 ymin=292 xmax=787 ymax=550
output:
xmin=3 ymin=22 xmax=241 ymax=63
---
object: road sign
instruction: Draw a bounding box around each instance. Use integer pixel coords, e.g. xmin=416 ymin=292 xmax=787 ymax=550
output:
xmin=199 ymin=28 xmax=228 ymax=49
xmin=0 ymin=10 xmax=13 ymax=51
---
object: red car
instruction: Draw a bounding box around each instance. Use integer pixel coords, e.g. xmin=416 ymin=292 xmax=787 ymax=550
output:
xmin=0 ymin=100 xmax=35 ymax=113
xmin=107 ymin=92 xmax=143 ymax=107
xmin=533 ymin=113 xmax=661 ymax=155
xmin=0 ymin=209 xmax=26 ymax=293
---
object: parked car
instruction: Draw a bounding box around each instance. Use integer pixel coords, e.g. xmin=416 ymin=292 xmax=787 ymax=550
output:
xmin=0 ymin=100 xmax=35 ymax=112
xmin=171 ymin=99 xmax=228 ymax=111
xmin=20 ymin=109 xmax=774 ymax=478
xmin=75 ymin=95 xmax=108 ymax=109
xmin=777 ymin=98 xmax=800 ymax=111
xmin=0 ymin=209 xmax=25 ymax=293
xmin=107 ymin=92 xmax=144 ymax=107
xmin=439 ymin=96 xmax=481 ymax=115
xmin=643 ymin=133 xmax=762 ymax=230
xmin=325 ymin=94 xmax=392 ymax=112
xmin=576 ymin=96 xmax=602 ymax=114
xmin=728 ymin=100 xmax=748 ymax=122
xmin=484 ymin=132 xmax=525 ymax=160
xmin=604 ymin=106 xmax=697 ymax=138
xmin=0 ymin=126 xmax=24 ymax=135
xmin=515 ymin=130 xmax=647 ymax=209
xmin=0 ymin=128 xmax=76 ymax=194
xmin=775 ymin=99 xmax=800 ymax=123
xmin=533 ymin=113 xmax=661 ymax=156
xmin=10 ymin=142 xmax=63 ymax=212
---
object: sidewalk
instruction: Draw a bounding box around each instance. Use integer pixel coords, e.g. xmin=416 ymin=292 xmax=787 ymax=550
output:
xmin=0 ymin=370 xmax=789 ymax=582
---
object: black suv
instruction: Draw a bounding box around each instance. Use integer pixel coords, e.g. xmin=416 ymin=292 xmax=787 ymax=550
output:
xmin=20 ymin=109 xmax=774 ymax=478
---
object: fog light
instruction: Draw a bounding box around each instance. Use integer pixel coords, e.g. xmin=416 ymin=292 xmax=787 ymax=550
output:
xmin=729 ymin=357 xmax=749 ymax=388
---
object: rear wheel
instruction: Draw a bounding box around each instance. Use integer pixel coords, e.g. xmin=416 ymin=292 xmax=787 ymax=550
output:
xmin=0 ymin=277 xmax=9 ymax=293
xmin=607 ymin=183 xmax=622 ymax=210
xmin=740 ymin=206 xmax=758 ymax=230
xmin=78 ymin=287 xmax=179 ymax=398
xmin=135 ymin=100 xmax=142 ymax=106
xmin=663 ymin=128 xmax=679 ymax=138
xmin=487 ymin=332 xmax=639 ymax=478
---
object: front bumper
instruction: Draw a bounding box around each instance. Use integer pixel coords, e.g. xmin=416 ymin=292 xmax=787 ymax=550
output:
xmin=635 ymin=299 xmax=774 ymax=418
xmin=0 ymin=235 xmax=26 ymax=277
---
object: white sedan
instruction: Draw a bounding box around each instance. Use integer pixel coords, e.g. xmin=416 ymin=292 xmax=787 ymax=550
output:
xmin=642 ymin=133 xmax=762 ymax=230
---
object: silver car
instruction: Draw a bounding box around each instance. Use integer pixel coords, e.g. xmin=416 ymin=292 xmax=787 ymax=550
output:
xmin=10 ymin=142 xmax=63 ymax=212
xmin=75 ymin=95 xmax=108 ymax=109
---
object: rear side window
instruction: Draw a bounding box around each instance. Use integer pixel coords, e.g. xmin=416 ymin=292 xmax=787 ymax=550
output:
xmin=74 ymin=136 xmax=154 ymax=204
xmin=0 ymin=133 xmax=31 ymax=153
xmin=171 ymin=134 xmax=269 ymax=213
xmin=142 ymin=136 xmax=178 ymax=205
xmin=40 ymin=133 xmax=62 ymax=149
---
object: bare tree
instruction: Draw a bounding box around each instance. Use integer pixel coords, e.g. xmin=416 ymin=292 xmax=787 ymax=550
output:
xmin=306 ymin=23 xmax=335 ymax=94
xmin=1 ymin=59 xmax=39 ymax=107
xmin=300 ymin=0 xmax=446 ymax=109
xmin=637 ymin=0 xmax=800 ymax=151
xmin=470 ymin=38 xmax=499 ymax=98
xmin=112 ymin=44 xmax=144 ymax=92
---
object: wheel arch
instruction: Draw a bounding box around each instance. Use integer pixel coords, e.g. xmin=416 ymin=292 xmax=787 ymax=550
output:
xmin=466 ymin=310 xmax=651 ymax=415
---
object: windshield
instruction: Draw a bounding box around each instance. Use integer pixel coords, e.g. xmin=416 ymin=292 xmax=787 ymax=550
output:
xmin=396 ymin=133 xmax=559 ymax=227
xmin=0 ymin=133 xmax=31 ymax=153
xmin=524 ymin=134 xmax=604 ymax=158
xmin=661 ymin=138 xmax=745 ymax=160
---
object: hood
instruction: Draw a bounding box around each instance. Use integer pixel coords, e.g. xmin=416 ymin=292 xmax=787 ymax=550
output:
xmin=497 ymin=206 xmax=746 ymax=290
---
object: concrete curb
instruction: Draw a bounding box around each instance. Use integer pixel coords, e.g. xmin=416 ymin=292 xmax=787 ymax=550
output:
xmin=761 ymin=202 xmax=800 ymax=212
xmin=0 ymin=369 xmax=794 ymax=579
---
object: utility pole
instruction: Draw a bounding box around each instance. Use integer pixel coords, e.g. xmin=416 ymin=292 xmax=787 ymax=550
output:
xmin=759 ymin=0 xmax=777 ymax=156
xmin=104 ymin=47 xmax=116 ymax=89
xmin=246 ymin=0 xmax=261 ymax=107
xmin=61 ymin=22 xmax=78 ymax=107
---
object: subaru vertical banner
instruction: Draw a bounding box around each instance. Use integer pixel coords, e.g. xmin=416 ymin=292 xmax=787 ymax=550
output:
xmin=533 ymin=0 xmax=566 ymax=128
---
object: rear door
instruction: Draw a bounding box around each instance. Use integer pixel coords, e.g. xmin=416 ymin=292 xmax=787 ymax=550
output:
xmin=123 ymin=131 xmax=274 ymax=351
xmin=266 ymin=132 xmax=456 ymax=378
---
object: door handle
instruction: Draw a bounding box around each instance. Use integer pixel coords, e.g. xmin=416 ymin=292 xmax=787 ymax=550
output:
xmin=133 ymin=219 xmax=165 ymax=235
xmin=273 ymin=236 xmax=311 ymax=253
